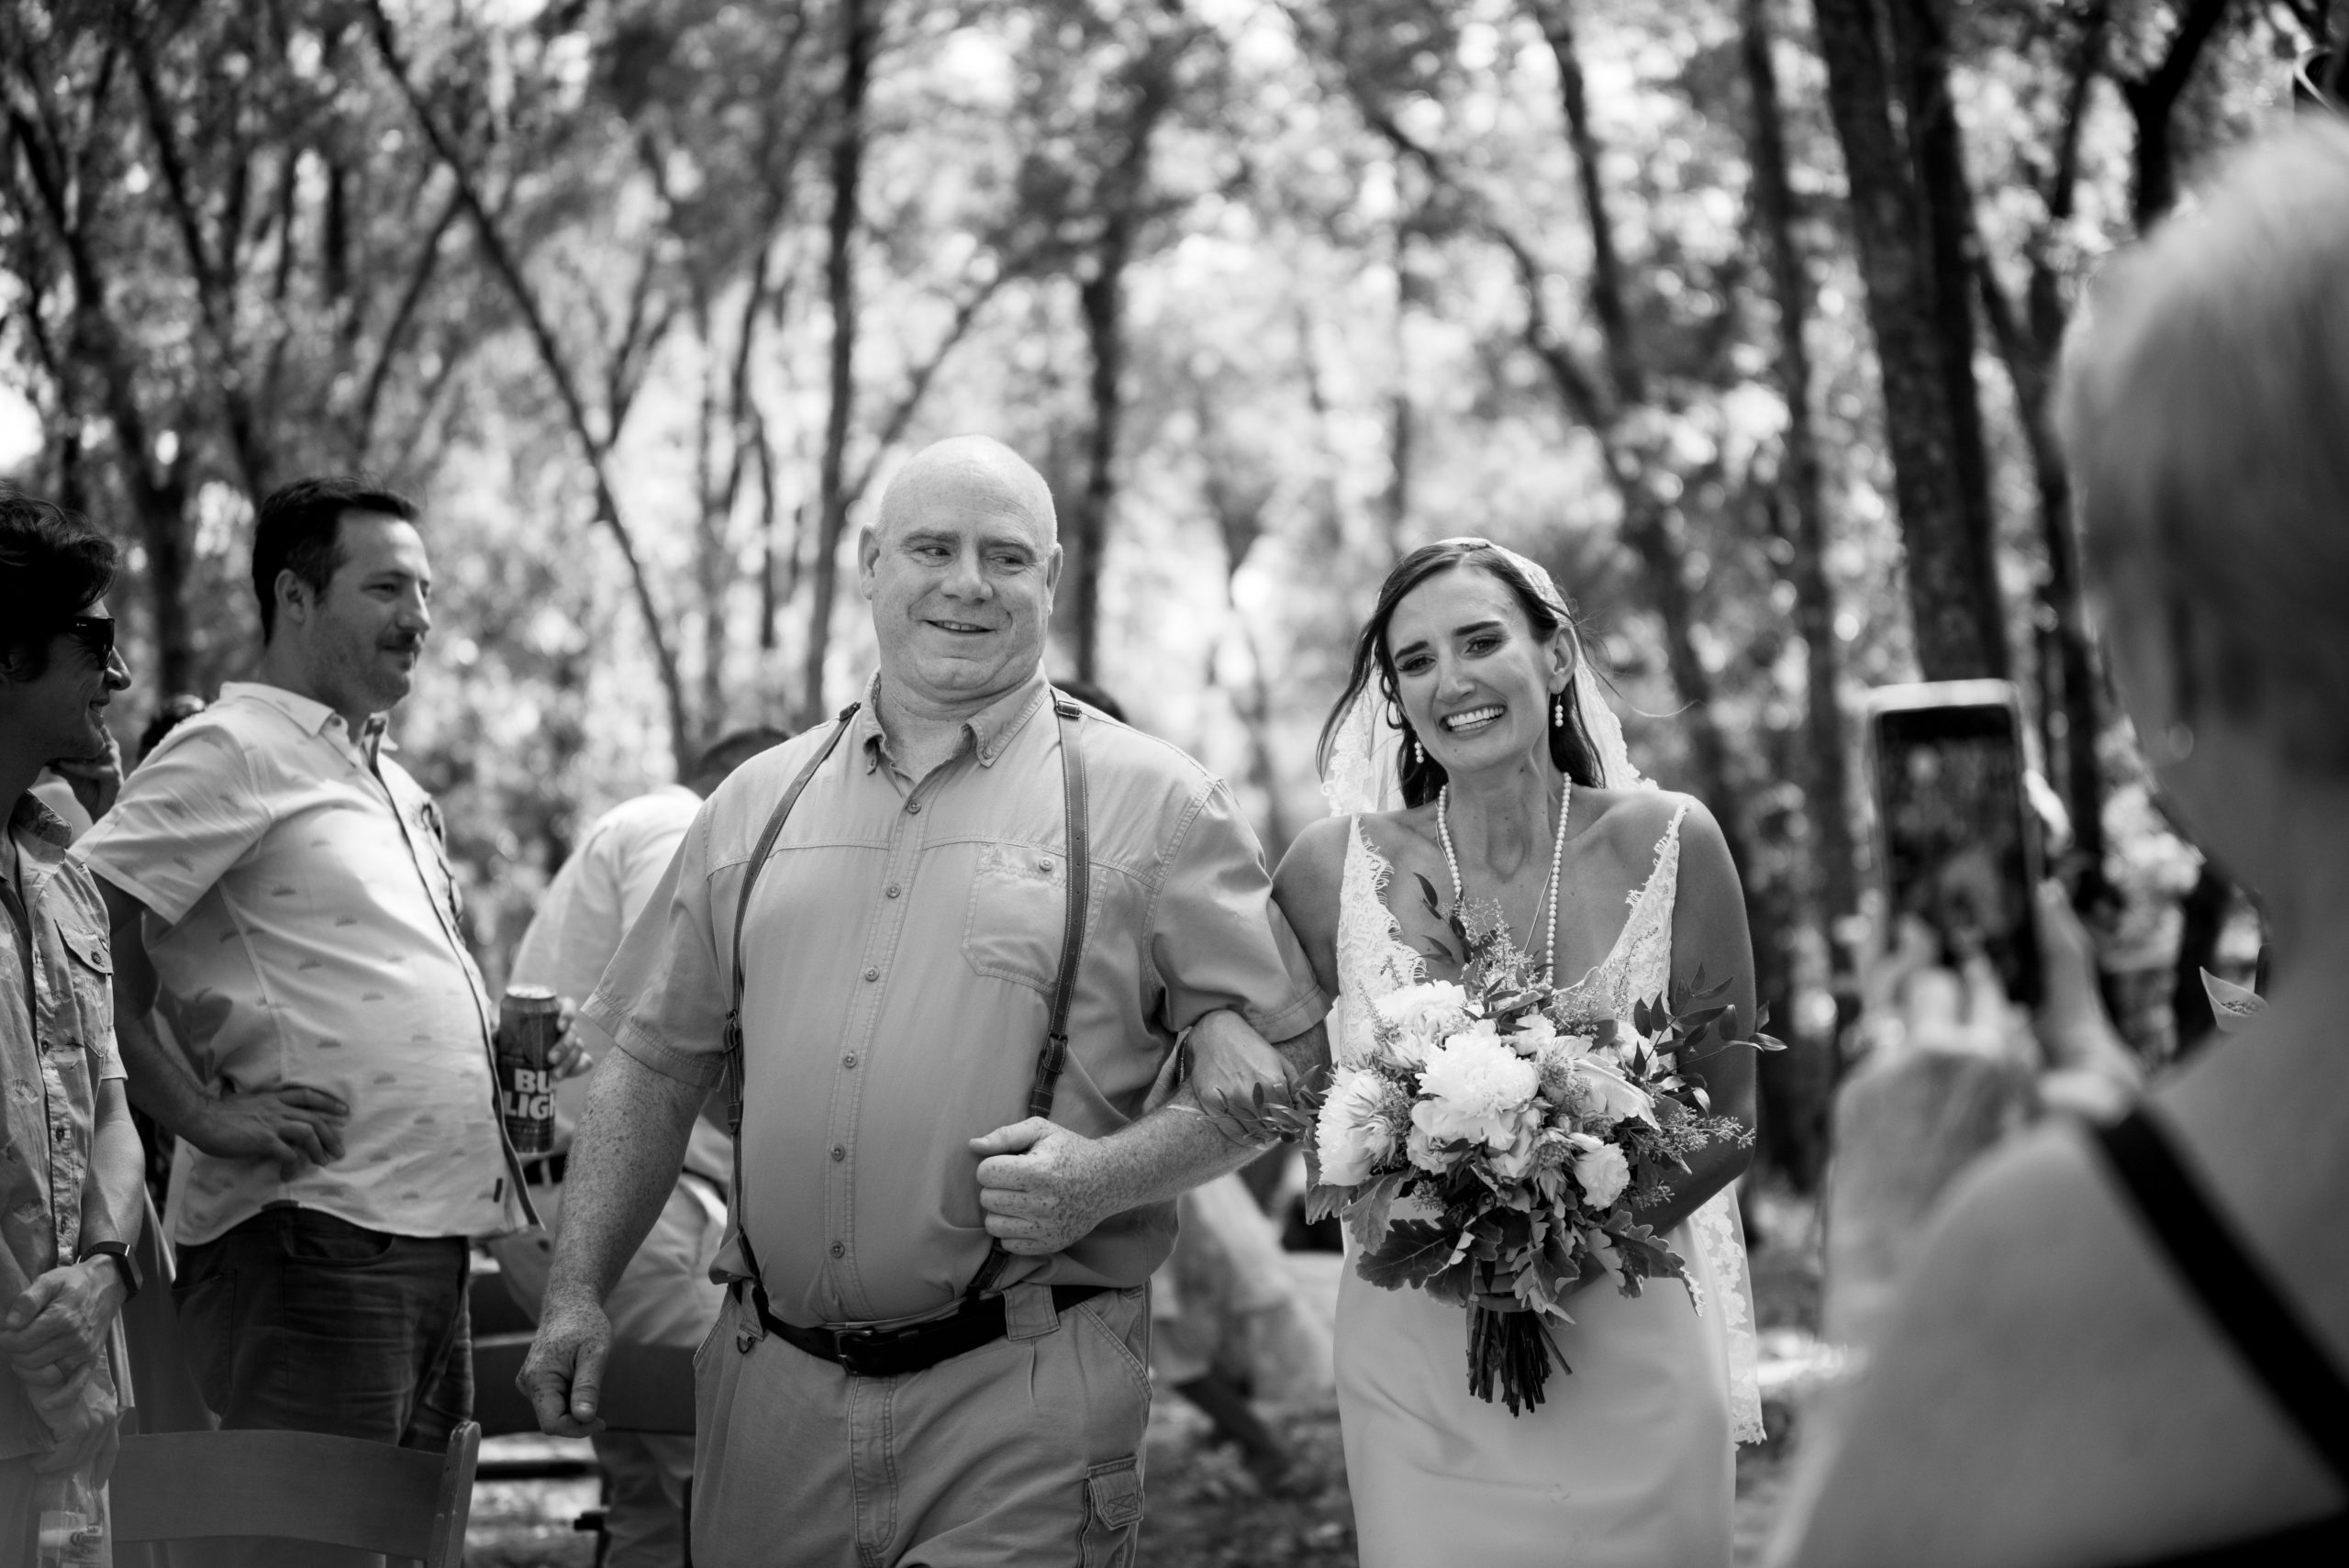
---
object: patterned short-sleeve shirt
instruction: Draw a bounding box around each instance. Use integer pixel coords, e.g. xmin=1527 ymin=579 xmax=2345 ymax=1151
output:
xmin=75 ymin=682 xmax=532 ymax=1245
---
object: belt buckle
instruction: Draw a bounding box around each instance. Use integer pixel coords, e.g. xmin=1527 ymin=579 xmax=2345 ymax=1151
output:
xmin=831 ymin=1323 xmax=886 ymax=1377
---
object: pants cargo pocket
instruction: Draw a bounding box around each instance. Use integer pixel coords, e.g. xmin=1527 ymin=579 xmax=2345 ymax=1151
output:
xmin=1080 ymin=1456 xmax=1143 ymax=1568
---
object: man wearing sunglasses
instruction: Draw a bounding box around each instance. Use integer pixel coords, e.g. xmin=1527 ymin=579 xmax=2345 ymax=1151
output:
xmin=0 ymin=489 xmax=144 ymax=1548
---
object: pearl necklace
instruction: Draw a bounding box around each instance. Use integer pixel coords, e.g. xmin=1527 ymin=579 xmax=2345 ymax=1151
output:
xmin=1436 ymin=780 xmax=1570 ymax=979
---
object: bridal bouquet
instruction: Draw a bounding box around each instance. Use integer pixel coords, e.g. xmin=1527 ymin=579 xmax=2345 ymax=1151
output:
xmin=1244 ymin=878 xmax=1771 ymax=1416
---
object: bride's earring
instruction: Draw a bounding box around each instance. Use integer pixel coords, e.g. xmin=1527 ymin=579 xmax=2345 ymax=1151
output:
xmin=1410 ymin=734 xmax=1424 ymax=768
xmin=1553 ymin=692 xmax=1565 ymax=728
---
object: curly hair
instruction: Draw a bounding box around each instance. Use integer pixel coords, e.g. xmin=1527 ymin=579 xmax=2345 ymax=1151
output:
xmin=0 ymin=488 xmax=117 ymax=683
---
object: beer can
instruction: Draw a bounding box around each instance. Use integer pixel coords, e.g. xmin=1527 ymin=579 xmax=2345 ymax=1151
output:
xmin=499 ymin=984 xmax=562 ymax=1156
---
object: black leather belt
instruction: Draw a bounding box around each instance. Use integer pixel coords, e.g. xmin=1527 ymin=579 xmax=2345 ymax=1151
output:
xmin=744 ymin=1283 xmax=1108 ymax=1378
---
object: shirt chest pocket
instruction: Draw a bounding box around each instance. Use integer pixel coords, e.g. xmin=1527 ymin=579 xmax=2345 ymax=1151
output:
xmin=961 ymin=843 xmax=1075 ymax=995
xmin=47 ymin=917 xmax=114 ymax=1051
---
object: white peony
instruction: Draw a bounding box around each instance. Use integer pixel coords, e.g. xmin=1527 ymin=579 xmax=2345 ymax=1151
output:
xmin=1571 ymin=1138 xmax=1633 ymax=1209
xmin=1375 ymin=981 xmax=1474 ymax=1065
xmin=1412 ymin=1030 xmax=1542 ymax=1150
xmin=1315 ymin=1067 xmax=1402 ymax=1187
xmin=1509 ymin=1014 xmax=1560 ymax=1055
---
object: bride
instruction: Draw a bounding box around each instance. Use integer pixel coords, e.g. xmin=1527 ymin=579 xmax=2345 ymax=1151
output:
xmin=1273 ymin=538 xmax=1765 ymax=1565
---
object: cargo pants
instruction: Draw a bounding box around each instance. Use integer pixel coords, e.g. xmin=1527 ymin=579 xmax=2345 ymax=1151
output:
xmin=689 ymin=1282 xmax=1151 ymax=1567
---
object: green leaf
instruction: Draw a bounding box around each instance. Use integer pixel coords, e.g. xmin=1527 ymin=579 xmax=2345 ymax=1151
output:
xmin=1356 ymin=1220 xmax=1457 ymax=1291
xmin=1415 ymin=873 xmax=1445 ymax=917
xmin=1343 ymin=1170 xmax=1409 ymax=1251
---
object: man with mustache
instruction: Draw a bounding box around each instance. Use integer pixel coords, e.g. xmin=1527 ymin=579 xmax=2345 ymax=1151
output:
xmin=77 ymin=479 xmax=540 ymax=1560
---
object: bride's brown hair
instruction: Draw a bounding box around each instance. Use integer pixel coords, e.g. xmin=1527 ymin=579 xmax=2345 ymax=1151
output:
xmin=1319 ymin=539 xmax=1605 ymax=808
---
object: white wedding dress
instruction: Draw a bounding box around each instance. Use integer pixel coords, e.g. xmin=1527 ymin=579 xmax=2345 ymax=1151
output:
xmin=1330 ymin=806 xmax=1764 ymax=1567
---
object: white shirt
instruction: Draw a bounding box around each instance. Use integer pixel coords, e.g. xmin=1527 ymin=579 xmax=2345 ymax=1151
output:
xmin=509 ymin=784 xmax=730 ymax=1182
xmin=76 ymin=681 xmax=530 ymax=1244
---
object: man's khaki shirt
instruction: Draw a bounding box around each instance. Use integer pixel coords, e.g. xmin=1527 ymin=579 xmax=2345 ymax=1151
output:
xmin=0 ymin=794 xmax=125 ymax=1461
xmin=586 ymin=673 xmax=1326 ymax=1329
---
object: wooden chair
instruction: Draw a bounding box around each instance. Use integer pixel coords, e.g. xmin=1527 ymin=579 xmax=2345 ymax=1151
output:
xmin=110 ymin=1422 xmax=479 ymax=1568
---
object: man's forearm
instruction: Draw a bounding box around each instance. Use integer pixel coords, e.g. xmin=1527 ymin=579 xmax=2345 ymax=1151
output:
xmin=542 ymin=1047 xmax=705 ymax=1308
xmin=1086 ymin=1083 xmax=1272 ymax=1216
xmin=113 ymin=1002 xmax=217 ymax=1142
xmin=77 ymin=1083 xmax=146 ymax=1252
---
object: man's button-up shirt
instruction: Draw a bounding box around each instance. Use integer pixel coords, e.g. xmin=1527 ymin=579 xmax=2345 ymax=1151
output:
xmin=1 ymin=793 xmax=125 ymax=1461
xmin=75 ymin=681 xmax=530 ymax=1246
xmin=586 ymin=672 xmax=1327 ymax=1329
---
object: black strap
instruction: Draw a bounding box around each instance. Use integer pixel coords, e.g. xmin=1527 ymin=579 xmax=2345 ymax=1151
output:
xmin=966 ymin=695 xmax=1089 ymax=1298
xmin=2093 ymin=1108 xmax=2349 ymax=1489
xmin=723 ymin=704 xmax=861 ymax=1296
xmin=719 ymin=692 xmax=1090 ymax=1307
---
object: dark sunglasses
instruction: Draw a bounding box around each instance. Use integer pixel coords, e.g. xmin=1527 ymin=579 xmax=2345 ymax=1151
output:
xmin=60 ymin=616 xmax=117 ymax=662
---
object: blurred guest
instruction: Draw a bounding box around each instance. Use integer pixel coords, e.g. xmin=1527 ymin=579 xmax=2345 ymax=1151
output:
xmin=0 ymin=491 xmax=143 ymax=1540
xmin=75 ymin=478 xmax=547 ymax=1562
xmin=489 ymin=725 xmax=785 ymax=1568
xmin=1774 ymin=123 xmax=2349 ymax=1563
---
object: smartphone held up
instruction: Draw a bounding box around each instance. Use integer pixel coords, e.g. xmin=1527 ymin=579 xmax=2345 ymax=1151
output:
xmin=1863 ymin=680 xmax=2046 ymax=1011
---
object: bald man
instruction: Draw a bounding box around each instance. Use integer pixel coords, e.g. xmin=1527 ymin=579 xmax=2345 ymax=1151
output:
xmin=521 ymin=436 xmax=1328 ymax=1563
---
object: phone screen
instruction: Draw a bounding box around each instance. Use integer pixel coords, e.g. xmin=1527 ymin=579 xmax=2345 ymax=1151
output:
xmin=1873 ymin=701 xmax=2043 ymax=1007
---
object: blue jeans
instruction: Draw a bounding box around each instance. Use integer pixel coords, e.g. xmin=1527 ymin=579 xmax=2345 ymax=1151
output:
xmin=173 ymin=1207 xmax=472 ymax=1448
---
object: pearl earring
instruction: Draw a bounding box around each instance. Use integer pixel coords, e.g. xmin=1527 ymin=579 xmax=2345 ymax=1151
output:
xmin=1553 ymin=693 xmax=1565 ymax=728
xmin=1410 ymin=735 xmax=1423 ymax=768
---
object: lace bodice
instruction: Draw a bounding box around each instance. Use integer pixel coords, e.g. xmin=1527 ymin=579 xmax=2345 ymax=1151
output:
xmin=1331 ymin=804 xmax=1688 ymax=1067
xmin=1328 ymin=805 xmax=1765 ymax=1443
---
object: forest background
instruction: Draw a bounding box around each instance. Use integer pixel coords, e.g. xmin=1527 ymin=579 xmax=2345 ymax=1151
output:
xmin=4 ymin=0 xmax=2327 ymax=1188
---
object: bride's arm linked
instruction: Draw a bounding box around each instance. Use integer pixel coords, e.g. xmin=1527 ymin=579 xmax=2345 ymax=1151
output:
xmin=1631 ymin=800 xmax=1758 ymax=1238
xmin=1183 ymin=815 xmax=1349 ymax=1116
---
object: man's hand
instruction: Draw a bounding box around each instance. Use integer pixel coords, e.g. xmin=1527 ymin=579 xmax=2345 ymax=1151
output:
xmin=1183 ymin=1010 xmax=1297 ymax=1141
xmin=519 ymin=1289 xmax=612 ymax=1438
xmin=25 ymin=1366 xmax=120 ymax=1478
xmin=0 ymin=1259 xmax=127 ymax=1382
xmin=188 ymin=1084 xmax=351 ymax=1174
xmin=970 ymin=1118 xmax=1114 ymax=1256
xmin=501 ymin=995 xmax=594 ymax=1079
xmin=50 ymin=730 xmax=124 ymax=822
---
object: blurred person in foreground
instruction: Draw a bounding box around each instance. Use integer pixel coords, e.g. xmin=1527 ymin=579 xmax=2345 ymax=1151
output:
xmin=75 ymin=478 xmax=554 ymax=1562
xmin=0 ymin=491 xmax=143 ymax=1541
xmin=488 ymin=725 xmax=785 ymax=1568
xmin=521 ymin=435 xmax=1325 ymax=1564
xmin=1772 ymin=122 xmax=2349 ymax=1565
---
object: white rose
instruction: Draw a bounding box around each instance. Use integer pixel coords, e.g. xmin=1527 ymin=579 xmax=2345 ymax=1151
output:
xmin=1315 ymin=1067 xmax=1402 ymax=1188
xmin=1572 ymin=1140 xmax=1633 ymax=1210
xmin=1412 ymin=1030 xmax=1542 ymax=1150
xmin=1375 ymin=981 xmax=1474 ymax=1065
xmin=1487 ymin=1122 xmax=1542 ymax=1182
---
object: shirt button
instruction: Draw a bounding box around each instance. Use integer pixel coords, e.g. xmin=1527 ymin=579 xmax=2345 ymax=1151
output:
xmin=829 ymin=1241 xmax=846 ymax=1258
xmin=885 ymin=884 xmax=901 ymax=898
xmin=830 ymin=1145 xmax=846 ymax=1162
xmin=905 ymin=801 xmax=922 ymax=816
xmin=863 ymin=967 xmax=879 ymax=982
xmin=842 ymin=1053 xmax=858 ymax=1069
xmin=1039 ymin=858 xmax=1054 ymax=873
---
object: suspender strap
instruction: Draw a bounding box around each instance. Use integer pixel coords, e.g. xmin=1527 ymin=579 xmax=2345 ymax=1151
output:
xmin=720 ymin=692 xmax=1092 ymax=1308
xmin=2092 ymin=1108 xmax=2349 ymax=1489
xmin=723 ymin=705 xmax=860 ymax=1296
xmin=967 ymin=695 xmax=1089 ymax=1299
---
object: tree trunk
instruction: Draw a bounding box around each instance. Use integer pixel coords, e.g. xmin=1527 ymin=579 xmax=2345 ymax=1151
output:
xmin=1810 ymin=0 xmax=2007 ymax=680
xmin=1739 ymin=0 xmax=1855 ymax=1186
xmin=2119 ymin=0 xmax=2232 ymax=228
xmin=1070 ymin=255 xmax=1126 ymax=685
xmin=804 ymin=0 xmax=876 ymax=720
xmin=1522 ymin=0 xmax=1747 ymax=861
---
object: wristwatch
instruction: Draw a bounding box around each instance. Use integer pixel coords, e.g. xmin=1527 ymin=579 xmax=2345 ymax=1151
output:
xmin=76 ymin=1240 xmax=141 ymax=1301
